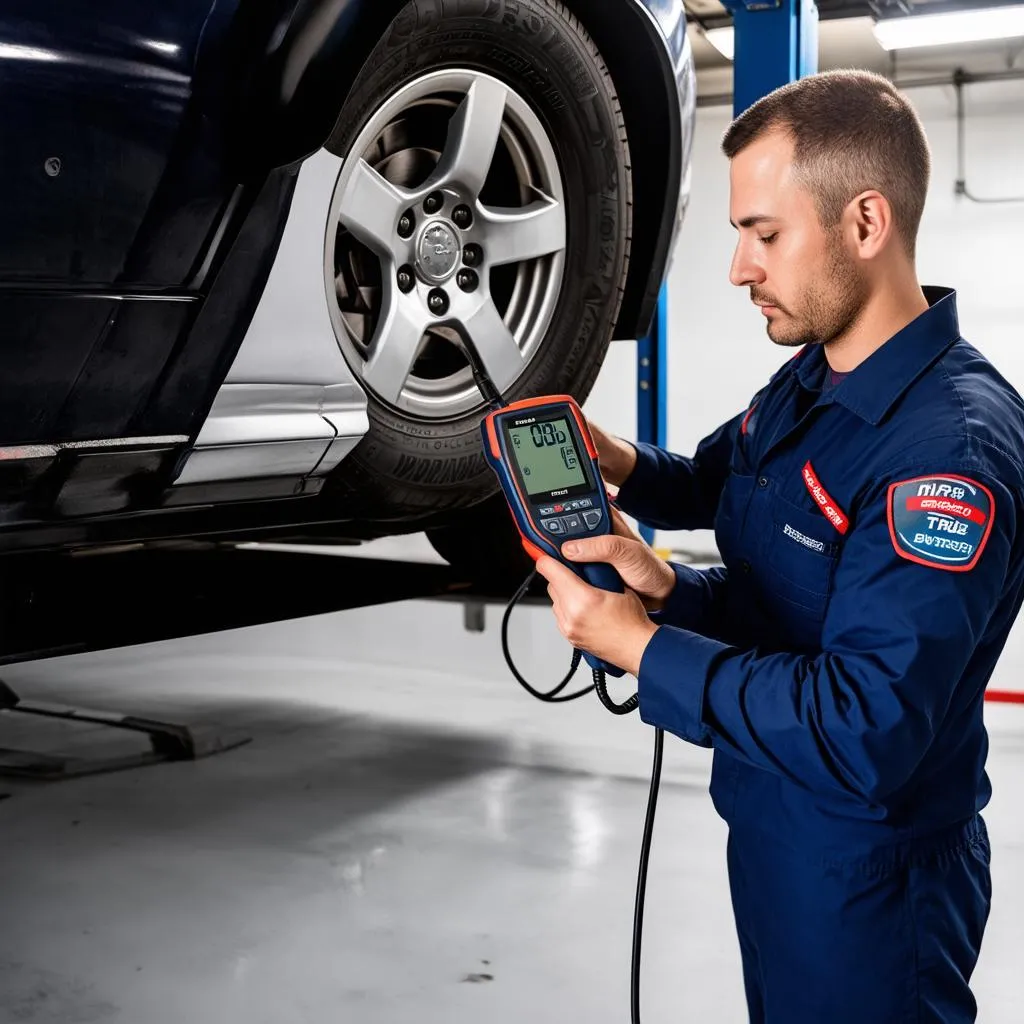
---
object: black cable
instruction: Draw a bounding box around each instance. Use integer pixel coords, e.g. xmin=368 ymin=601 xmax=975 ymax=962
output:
xmin=500 ymin=570 xmax=594 ymax=703
xmin=500 ymin=567 xmax=663 ymax=1024
xmin=632 ymin=727 xmax=664 ymax=1024
xmin=594 ymin=667 xmax=640 ymax=715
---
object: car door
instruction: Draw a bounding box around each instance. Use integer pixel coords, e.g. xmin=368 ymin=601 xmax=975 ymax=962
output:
xmin=0 ymin=0 xmax=222 ymax=447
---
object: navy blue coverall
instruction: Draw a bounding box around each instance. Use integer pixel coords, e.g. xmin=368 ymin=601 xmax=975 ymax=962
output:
xmin=616 ymin=288 xmax=1024 ymax=1023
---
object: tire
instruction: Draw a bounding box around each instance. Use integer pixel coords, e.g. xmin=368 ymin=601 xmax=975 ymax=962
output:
xmin=323 ymin=0 xmax=631 ymax=521
xmin=427 ymin=492 xmax=536 ymax=587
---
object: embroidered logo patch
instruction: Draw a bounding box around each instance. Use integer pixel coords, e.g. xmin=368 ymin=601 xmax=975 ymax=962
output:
xmin=783 ymin=523 xmax=825 ymax=553
xmin=887 ymin=474 xmax=995 ymax=572
xmin=802 ymin=462 xmax=849 ymax=535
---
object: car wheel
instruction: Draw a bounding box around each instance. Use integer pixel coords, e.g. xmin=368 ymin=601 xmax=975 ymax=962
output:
xmin=322 ymin=0 xmax=631 ymax=522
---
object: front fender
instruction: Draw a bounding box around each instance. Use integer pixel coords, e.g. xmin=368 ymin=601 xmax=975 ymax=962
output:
xmin=231 ymin=0 xmax=406 ymax=170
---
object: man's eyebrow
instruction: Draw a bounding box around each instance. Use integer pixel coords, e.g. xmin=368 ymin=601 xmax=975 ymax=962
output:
xmin=730 ymin=215 xmax=778 ymax=229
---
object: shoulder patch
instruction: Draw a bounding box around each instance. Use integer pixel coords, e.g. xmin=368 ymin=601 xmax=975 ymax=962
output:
xmin=887 ymin=474 xmax=995 ymax=572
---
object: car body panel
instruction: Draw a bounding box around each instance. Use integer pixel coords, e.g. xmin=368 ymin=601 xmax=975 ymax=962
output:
xmin=0 ymin=0 xmax=694 ymax=553
xmin=176 ymin=0 xmax=694 ymax=487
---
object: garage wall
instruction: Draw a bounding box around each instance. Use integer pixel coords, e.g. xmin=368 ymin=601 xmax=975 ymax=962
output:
xmin=639 ymin=77 xmax=1024 ymax=560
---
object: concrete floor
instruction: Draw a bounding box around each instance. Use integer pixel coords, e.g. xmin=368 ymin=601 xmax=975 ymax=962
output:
xmin=1 ymin=569 xmax=1022 ymax=1023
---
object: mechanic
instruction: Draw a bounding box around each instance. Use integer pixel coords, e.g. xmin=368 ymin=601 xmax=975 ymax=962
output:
xmin=535 ymin=70 xmax=1024 ymax=1023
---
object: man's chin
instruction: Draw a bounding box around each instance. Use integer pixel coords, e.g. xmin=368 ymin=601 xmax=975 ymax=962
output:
xmin=767 ymin=324 xmax=805 ymax=348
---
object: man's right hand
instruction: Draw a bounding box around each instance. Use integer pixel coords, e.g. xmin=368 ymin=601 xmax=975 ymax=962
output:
xmin=587 ymin=420 xmax=638 ymax=488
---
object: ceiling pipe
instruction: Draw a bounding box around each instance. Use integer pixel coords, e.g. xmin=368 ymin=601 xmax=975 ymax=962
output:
xmin=695 ymin=65 xmax=1024 ymax=106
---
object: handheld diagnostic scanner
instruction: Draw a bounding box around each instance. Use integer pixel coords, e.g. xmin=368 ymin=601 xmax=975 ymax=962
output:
xmin=482 ymin=395 xmax=626 ymax=676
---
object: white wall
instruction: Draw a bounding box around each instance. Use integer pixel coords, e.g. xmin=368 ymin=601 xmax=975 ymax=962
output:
xmin=622 ymin=78 xmax=1024 ymax=557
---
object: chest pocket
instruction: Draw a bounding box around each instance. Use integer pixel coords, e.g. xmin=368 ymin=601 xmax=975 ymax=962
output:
xmin=763 ymin=490 xmax=842 ymax=639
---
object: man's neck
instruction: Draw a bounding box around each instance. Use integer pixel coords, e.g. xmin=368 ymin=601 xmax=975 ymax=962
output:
xmin=824 ymin=274 xmax=929 ymax=373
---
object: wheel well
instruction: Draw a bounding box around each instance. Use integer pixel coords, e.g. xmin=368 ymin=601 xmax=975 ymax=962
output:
xmin=241 ymin=0 xmax=683 ymax=339
xmin=235 ymin=0 xmax=409 ymax=171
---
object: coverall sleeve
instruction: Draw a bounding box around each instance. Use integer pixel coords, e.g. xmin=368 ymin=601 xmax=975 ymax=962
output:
xmin=649 ymin=563 xmax=730 ymax=639
xmin=637 ymin=464 xmax=1017 ymax=801
xmin=614 ymin=412 xmax=743 ymax=531
xmin=611 ymin=412 xmax=742 ymax=639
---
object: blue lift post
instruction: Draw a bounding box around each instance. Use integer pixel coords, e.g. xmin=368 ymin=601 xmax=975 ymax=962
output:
xmin=721 ymin=0 xmax=820 ymax=119
xmin=635 ymin=287 xmax=668 ymax=544
xmin=634 ymin=0 xmax=819 ymax=545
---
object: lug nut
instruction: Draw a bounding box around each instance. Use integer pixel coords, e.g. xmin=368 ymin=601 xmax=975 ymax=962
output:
xmin=456 ymin=269 xmax=479 ymax=293
xmin=427 ymin=288 xmax=450 ymax=316
xmin=397 ymin=266 xmax=415 ymax=293
xmin=462 ymin=244 xmax=483 ymax=268
xmin=423 ymin=191 xmax=445 ymax=214
xmin=452 ymin=204 xmax=473 ymax=229
xmin=397 ymin=211 xmax=415 ymax=239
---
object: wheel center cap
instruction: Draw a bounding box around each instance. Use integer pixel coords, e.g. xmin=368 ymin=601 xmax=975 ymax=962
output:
xmin=417 ymin=220 xmax=460 ymax=282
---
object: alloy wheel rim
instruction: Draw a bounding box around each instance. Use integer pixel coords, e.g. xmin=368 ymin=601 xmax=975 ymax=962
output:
xmin=325 ymin=69 xmax=567 ymax=420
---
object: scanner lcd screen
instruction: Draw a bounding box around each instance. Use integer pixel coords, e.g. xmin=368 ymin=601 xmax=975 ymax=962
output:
xmin=507 ymin=418 xmax=588 ymax=496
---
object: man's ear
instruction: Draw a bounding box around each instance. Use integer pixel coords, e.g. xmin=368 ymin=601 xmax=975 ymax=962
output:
xmin=845 ymin=189 xmax=895 ymax=259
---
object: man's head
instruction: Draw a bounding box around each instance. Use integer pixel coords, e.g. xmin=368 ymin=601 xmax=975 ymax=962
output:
xmin=722 ymin=70 xmax=931 ymax=348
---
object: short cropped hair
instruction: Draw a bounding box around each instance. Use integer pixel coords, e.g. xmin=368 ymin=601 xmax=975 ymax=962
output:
xmin=721 ymin=70 xmax=931 ymax=257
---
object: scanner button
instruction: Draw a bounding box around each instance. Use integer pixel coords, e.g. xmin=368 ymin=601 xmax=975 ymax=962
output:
xmin=562 ymin=514 xmax=583 ymax=533
xmin=583 ymin=510 xmax=603 ymax=530
xmin=542 ymin=518 xmax=564 ymax=534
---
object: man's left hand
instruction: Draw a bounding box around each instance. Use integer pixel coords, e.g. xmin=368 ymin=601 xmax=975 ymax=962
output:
xmin=534 ymin=556 xmax=659 ymax=677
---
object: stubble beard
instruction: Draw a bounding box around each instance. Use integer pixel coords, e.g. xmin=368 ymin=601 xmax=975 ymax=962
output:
xmin=763 ymin=236 xmax=869 ymax=349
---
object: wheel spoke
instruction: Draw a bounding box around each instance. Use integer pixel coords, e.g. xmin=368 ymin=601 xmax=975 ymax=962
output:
xmin=481 ymin=193 xmax=566 ymax=267
xmin=459 ymin=299 xmax=526 ymax=390
xmin=363 ymin=289 xmax=428 ymax=406
xmin=336 ymin=158 xmax=408 ymax=258
xmin=431 ymin=77 xmax=508 ymax=197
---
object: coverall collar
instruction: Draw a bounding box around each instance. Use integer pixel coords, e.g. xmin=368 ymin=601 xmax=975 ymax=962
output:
xmin=792 ymin=286 xmax=961 ymax=426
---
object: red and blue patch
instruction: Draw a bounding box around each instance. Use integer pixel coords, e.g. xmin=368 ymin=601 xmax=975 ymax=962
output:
xmin=887 ymin=474 xmax=994 ymax=572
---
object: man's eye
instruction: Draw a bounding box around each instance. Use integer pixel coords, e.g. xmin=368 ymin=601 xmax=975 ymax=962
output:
xmin=759 ymin=233 xmax=778 ymax=246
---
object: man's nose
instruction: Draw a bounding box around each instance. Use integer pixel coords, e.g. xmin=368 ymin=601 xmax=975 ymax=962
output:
xmin=729 ymin=242 xmax=765 ymax=288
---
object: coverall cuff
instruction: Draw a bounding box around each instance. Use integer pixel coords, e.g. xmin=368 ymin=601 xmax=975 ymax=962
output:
xmin=649 ymin=563 xmax=711 ymax=631
xmin=638 ymin=625 xmax=721 ymax=747
xmin=613 ymin=442 xmax=661 ymax=516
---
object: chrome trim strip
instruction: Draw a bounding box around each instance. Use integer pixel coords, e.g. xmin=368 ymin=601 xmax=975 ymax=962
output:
xmin=61 ymin=436 xmax=190 ymax=450
xmin=0 ymin=287 xmax=199 ymax=302
xmin=0 ymin=436 xmax=188 ymax=461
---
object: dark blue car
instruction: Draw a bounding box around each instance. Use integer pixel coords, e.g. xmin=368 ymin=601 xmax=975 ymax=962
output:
xmin=0 ymin=0 xmax=694 ymax=582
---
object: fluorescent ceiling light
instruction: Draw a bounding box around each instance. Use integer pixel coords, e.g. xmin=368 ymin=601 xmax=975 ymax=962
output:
xmin=874 ymin=4 xmax=1024 ymax=51
xmin=704 ymin=26 xmax=735 ymax=61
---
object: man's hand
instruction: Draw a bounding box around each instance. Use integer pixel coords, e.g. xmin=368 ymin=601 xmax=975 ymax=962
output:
xmin=534 ymin=556 xmax=659 ymax=677
xmin=587 ymin=420 xmax=638 ymax=488
xmin=562 ymin=508 xmax=676 ymax=612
